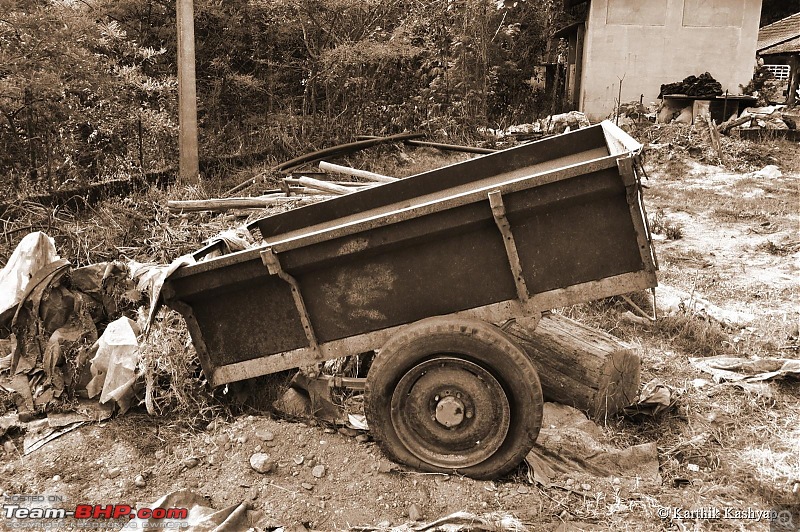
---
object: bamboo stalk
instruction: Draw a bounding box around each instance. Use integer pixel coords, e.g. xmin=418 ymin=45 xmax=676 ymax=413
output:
xmin=167 ymin=195 xmax=313 ymax=213
xmin=290 ymin=176 xmax=362 ymax=195
xmin=318 ymin=161 xmax=397 ymax=183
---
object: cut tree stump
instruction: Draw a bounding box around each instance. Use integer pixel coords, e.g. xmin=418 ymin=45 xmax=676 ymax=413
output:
xmin=504 ymin=313 xmax=640 ymax=420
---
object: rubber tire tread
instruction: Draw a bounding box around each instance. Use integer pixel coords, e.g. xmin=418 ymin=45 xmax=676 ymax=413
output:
xmin=365 ymin=316 xmax=543 ymax=480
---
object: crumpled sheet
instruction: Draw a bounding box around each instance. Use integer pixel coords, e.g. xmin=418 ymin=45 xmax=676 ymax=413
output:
xmin=623 ymin=378 xmax=680 ymax=419
xmin=690 ymin=356 xmax=800 ymax=397
xmin=525 ymin=403 xmax=660 ymax=487
xmin=127 ymin=254 xmax=195 ymax=331
xmin=7 ymin=258 xmax=99 ymax=411
xmin=86 ymin=317 xmax=141 ymax=413
xmin=657 ymin=284 xmax=755 ymax=328
xmin=0 ymin=232 xmax=60 ymax=319
xmin=199 ymin=227 xmax=255 ymax=260
xmin=119 ymin=490 xmax=250 ymax=532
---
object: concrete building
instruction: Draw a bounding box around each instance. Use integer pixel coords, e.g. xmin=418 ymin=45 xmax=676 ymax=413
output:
xmin=559 ymin=0 xmax=764 ymax=121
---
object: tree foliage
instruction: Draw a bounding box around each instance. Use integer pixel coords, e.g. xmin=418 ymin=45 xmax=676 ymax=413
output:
xmin=0 ymin=0 xmax=177 ymax=192
xmin=1 ymin=0 xmax=561 ymax=192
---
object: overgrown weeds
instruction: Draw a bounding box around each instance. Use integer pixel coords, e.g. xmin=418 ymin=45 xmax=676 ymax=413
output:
xmin=649 ymin=209 xmax=683 ymax=240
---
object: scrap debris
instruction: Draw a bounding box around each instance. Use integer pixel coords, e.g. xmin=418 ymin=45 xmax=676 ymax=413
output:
xmin=524 ymin=403 xmax=661 ymax=488
xmin=480 ymin=111 xmax=591 ymax=139
xmin=0 ymin=231 xmax=202 ymax=420
xmin=656 ymin=284 xmax=755 ymax=329
xmin=690 ymin=355 xmax=800 ymax=397
xmin=719 ymin=104 xmax=797 ymax=134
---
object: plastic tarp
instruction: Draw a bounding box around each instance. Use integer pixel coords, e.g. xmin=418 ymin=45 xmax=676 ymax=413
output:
xmin=0 ymin=232 xmax=60 ymax=317
xmin=119 ymin=490 xmax=249 ymax=532
xmin=86 ymin=317 xmax=141 ymax=413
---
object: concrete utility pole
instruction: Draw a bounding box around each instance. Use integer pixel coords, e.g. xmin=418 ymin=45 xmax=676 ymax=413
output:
xmin=177 ymin=0 xmax=199 ymax=184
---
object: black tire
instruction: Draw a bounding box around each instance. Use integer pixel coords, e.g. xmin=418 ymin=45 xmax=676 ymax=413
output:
xmin=365 ymin=316 xmax=543 ymax=480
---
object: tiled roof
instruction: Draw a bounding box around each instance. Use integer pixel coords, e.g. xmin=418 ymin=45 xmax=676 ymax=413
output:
xmin=760 ymin=35 xmax=800 ymax=55
xmin=757 ymin=12 xmax=800 ymax=53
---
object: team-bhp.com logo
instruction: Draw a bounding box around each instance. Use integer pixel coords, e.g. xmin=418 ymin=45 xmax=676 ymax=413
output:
xmin=3 ymin=495 xmax=189 ymax=529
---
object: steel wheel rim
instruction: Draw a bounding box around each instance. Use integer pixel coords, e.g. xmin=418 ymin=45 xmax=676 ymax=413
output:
xmin=390 ymin=356 xmax=511 ymax=469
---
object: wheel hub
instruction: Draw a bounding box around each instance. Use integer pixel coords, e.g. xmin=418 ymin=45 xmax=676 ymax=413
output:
xmin=390 ymin=356 xmax=511 ymax=469
xmin=435 ymin=396 xmax=465 ymax=427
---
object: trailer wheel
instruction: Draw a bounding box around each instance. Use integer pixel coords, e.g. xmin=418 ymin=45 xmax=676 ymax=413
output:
xmin=365 ymin=317 xmax=543 ymax=480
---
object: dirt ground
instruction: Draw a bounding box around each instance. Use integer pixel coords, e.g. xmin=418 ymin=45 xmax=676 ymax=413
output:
xmin=1 ymin=130 xmax=799 ymax=531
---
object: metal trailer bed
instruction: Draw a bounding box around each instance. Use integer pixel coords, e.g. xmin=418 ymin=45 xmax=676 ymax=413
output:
xmin=162 ymin=120 xmax=658 ymax=478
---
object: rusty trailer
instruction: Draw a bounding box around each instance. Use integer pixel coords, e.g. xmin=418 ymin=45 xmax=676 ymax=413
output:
xmin=162 ymin=121 xmax=658 ymax=479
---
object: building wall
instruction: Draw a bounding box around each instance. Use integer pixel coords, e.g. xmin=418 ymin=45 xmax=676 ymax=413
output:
xmin=579 ymin=0 xmax=763 ymax=121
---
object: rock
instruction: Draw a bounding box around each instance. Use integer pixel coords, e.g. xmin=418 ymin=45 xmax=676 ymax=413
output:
xmin=106 ymin=467 xmax=121 ymax=479
xmin=183 ymin=458 xmax=199 ymax=469
xmin=249 ymin=453 xmax=275 ymax=474
xmin=377 ymin=462 xmax=394 ymax=474
xmin=301 ymin=482 xmax=313 ymax=490
xmin=237 ymin=436 xmax=248 ymax=444
xmin=754 ymin=165 xmax=782 ymax=179
xmin=3 ymin=440 xmax=15 ymax=455
xmin=273 ymin=388 xmax=312 ymax=418
xmin=323 ymin=428 xmax=335 ymax=434
xmin=312 ymin=465 xmax=326 ymax=478
xmin=134 ymin=475 xmax=146 ymax=488
xmin=293 ymin=455 xmax=304 ymax=465
xmin=581 ymin=483 xmax=592 ymax=491
xmin=408 ymin=503 xmax=423 ymax=522
xmin=306 ymin=459 xmax=316 ymax=468
xmin=355 ymin=434 xmax=370 ymax=443
xmin=52 ymin=475 xmax=61 ymax=482
xmin=256 ymin=430 xmax=274 ymax=442
xmin=517 ymin=485 xmax=530 ymax=494
xmin=338 ymin=427 xmax=359 ymax=437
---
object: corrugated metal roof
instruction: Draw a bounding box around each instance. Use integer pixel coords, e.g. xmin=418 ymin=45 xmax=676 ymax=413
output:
xmin=760 ymin=35 xmax=800 ymax=55
xmin=757 ymin=12 xmax=800 ymax=53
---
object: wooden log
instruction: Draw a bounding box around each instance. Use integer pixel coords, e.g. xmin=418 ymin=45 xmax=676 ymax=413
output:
xmin=319 ymin=161 xmax=397 ymax=183
xmin=718 ymin=114 xmax=752 ymax=135
xmin=504 ymin=313 xmax=640 ymax=420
